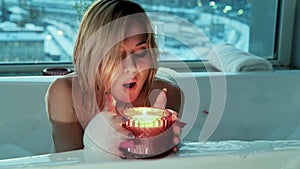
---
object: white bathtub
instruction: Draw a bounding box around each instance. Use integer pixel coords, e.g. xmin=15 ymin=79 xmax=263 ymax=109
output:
xmin=0 ymin=70 xmax=300 ymax=168
xmin=0 ymin=76 xmax=56 ymax=159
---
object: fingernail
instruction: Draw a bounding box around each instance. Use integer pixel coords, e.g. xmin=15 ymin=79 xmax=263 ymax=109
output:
xmin=162 ymin=88 xmax=167 ymax=93
xmin=177 ymin=121 xmax=186 ymax=128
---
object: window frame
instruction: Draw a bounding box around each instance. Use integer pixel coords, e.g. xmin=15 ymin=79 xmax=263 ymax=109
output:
xmin=276 ymin=0 xmax=296 ymax=67
xmin=0 ymin=0 xmax=297 ymax=75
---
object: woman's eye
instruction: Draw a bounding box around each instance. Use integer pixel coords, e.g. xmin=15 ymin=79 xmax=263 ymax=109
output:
xmin=133 ymin=50 xmax=148 ymax=58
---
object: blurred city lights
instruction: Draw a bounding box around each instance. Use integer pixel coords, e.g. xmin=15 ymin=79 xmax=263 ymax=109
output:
xmin=209 ymin=1 xmax=215 ymax=6
xmin=237 ymin=9 xmax=244 ymax=15
xmin=225 ymin=5 xmax=232 ymax=11
xmin=197 ymin=0 xmax=203 ymax=7
xmin=46 ymin=35 xmax=52 ymax=40
xmin=57 ymin=30 xmax=63 ymax=35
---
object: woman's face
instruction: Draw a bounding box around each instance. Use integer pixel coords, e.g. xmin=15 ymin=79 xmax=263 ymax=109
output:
xmin=111 ymin=21 xmax=152 ymax=103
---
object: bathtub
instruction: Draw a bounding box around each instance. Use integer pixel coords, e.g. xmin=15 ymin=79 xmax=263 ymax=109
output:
xmin=0 ymin=70 xmax=300 ymax=168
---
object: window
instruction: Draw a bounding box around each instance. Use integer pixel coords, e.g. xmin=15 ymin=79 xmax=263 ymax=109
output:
xmin=0 ymin=0 xmax=295 ymax=75
xmin=136 ymin=0 xmax=253 ymax=61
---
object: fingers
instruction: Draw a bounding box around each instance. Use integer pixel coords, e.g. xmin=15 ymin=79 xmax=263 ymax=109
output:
xmin=173 ymin=137 xmax=180 ymax=145
xmin=172 ymin=120 xmax=184 ymax=145
xmin=119 ymin=140 xmax=135 ymax=149
xmin=124 ymin=126 xmax=177 ymax=157
xmin=152 ymin=88 xmax=167 ymax=109
xmin=174 ymin=120 xmax=187 ymax=128
xmin=118 ymin=119 xmax=187 ymax=158
xmin=171 ymin=121 xmax=185 ymax=154
xmin=172 ymin=146 xmax=178 ymax=153
xmin=85 ymin=113 xmax=133 ymax=157
xmin=112 ymin=113 xmax=127 ymax=124
xmin=173 ymin=123 xmax=181 ymax=135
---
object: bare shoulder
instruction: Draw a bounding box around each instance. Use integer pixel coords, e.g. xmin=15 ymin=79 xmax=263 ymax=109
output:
xmin=45 ymin=73 xmax=78 ymax=123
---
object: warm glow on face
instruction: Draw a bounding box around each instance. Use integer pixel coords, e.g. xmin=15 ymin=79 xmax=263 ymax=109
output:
xmin=110 ymin=20 xmax=151 ymax=103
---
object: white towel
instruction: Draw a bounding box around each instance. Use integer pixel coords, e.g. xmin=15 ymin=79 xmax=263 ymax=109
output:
xmin=208 ymin=43 xmax=273 ymax=72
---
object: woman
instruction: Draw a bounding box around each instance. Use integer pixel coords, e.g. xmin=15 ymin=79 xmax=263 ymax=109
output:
xmin=45 ymin=0 xmax=184 ymax=158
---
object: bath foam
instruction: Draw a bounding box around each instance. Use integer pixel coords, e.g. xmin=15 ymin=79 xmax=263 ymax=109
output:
xmin=178 ymin=140 xmax=300 ymax=157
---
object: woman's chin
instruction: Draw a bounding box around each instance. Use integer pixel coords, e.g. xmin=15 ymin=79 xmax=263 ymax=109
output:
xmin=115 ymin=96 xmax=137 ymax=105
xmin=112 ymin=89 xmax=141 ymax=106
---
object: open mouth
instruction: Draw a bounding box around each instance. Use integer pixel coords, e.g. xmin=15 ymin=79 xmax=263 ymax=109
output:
xmin=123 ymin=82 xmax=136 ymax=89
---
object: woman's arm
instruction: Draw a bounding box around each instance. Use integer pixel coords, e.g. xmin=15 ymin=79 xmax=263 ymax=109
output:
xmin=49 ymin=120 xmax=83 ymax=152
xmin=45 ymin=77 xmax=84 ymax=152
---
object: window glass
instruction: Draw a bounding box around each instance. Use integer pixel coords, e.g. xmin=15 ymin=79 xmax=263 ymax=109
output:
xmin=135 ymin=0 xmax=253 ymax=61
xmin=0 ymin=0 xmax=278 ymax=66
xmin=0 ymin=0 xmax=78 ymax=64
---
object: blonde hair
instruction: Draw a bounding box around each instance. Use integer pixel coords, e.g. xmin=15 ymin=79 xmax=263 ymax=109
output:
xmin=73 ymin=0 xmax=158 ymax=126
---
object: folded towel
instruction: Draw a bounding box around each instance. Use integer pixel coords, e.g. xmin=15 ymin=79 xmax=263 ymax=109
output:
xmin=208 ymin=43 xmax=273 ymax=72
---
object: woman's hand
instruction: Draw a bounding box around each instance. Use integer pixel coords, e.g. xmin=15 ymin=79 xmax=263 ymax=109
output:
xmin=119 ymin=88 xmax=186 ymax=158
xmin=84 ymin=89 xmax=186 ymax=159
xmin=119 ymin=119 xmax=186 ymax=158
xmin=83 ymin=93 xmax=134 ymax=156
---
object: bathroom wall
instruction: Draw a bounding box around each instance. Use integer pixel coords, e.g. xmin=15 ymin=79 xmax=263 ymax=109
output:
xmin=0 ymin=70 xmax=300 ymax=159
xmin=183 ymin=70 xmax=300 ymax=141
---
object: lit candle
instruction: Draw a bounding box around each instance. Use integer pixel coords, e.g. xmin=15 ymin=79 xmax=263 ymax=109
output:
xmin=122 ymin=107 xmax=179 ymax=156
xmin=131 ymin=109 xmax=161 ymax=128
xmin=123 ymin=107 xmax=178 ymax=138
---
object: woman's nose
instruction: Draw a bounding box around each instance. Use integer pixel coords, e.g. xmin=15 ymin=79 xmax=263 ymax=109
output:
xmin=123 ymin=55 xmax=138 ymax=74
